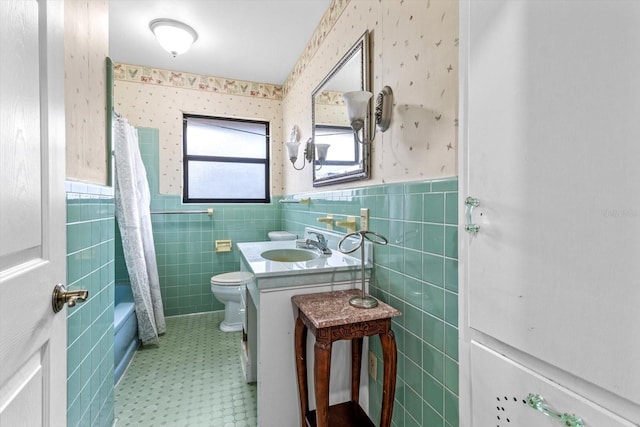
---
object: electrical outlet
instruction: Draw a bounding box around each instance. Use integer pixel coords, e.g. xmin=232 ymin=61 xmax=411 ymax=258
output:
xmin=368 ymin=351 xmax=377 ymax=380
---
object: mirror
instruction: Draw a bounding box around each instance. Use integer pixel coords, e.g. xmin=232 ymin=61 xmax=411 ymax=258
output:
xmin=312 ymin=31 xmax=370 ymax=187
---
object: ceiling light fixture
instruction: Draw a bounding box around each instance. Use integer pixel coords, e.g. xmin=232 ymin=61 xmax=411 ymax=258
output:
xmin=149 ymin=18 xmax=198 ymax=57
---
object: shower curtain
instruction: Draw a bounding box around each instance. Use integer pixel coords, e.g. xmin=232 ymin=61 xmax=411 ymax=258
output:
xmin=113 ymin=115 xmax=166 ymax=345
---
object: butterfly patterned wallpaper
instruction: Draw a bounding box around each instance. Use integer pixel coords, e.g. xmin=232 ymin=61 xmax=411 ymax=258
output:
xmin=282 ymin=0 xmax=459 ymax=194
xmin=65 ymin=0 xmax=109 ymax=185
xmin=113 ymin=70 xmax=285 ymax=195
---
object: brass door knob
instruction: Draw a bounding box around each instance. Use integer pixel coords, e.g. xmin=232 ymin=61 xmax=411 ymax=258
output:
xmin=52 ymin=284 xmax=88 ymax=313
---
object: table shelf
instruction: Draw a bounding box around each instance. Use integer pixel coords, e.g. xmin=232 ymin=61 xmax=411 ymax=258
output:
xmin=292 ymin=289 xmax=402 ymax=427
xmin=305 ymin=401 xmax=375 ymax=427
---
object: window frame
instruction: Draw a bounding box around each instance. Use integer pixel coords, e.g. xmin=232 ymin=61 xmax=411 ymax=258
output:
xmin=182 ymin=114 xmax=270 ymax=204
xmin=314 ymin=124 xmax=361 ymax=166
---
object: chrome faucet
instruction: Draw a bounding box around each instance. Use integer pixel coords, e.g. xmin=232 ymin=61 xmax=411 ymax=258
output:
xmin=306 ymin=231 xmax=332 ymax=255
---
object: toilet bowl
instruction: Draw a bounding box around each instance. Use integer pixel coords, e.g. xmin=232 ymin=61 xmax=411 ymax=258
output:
xmin=210 ymin=271 xmax=254 ymax=332
xmin=212 ymin=232 xmax=296 ymax=332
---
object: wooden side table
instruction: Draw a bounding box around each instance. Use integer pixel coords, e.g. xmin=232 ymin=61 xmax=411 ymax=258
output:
xmin=292 ymin=289 xmax=402 ymax=427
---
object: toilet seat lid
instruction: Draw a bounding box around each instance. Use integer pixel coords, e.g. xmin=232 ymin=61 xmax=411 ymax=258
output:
xmin=210 ymin=271 xmax=254 ymax=286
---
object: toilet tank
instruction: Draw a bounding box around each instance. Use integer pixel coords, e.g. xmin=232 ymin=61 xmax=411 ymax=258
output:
xmin=268 ymin=231 xmax=297 ymax=241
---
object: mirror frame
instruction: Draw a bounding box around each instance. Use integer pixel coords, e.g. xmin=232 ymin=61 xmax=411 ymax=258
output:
xmin=312 ymin=30 xmax=371 ymax=187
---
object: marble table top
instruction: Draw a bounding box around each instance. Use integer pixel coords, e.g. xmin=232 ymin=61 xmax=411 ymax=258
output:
xmin=291 ymin=289 xmax=402 ymax=329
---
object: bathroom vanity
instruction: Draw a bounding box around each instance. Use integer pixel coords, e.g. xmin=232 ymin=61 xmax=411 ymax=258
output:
xmin=238 ymin=228 xmax=373 ymax=427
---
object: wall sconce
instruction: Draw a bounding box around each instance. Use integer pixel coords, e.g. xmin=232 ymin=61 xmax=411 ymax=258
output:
xmin=149 ymin=18 xmax=198 ymax=57
xmin=286 ymin=139 xmax=331 ymax=171
xmin=286 ymin=138 xmax=313 ymax=171
xmin=342 ymin=86 xmax=393 ymax=145
xmin=286 ymin=126 xmax=330 ymax=171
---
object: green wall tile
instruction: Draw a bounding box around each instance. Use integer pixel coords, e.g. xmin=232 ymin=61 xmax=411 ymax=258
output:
xmin=444 ymin=225 xmax=458 ymax=259
xmin=404 ymin=248 xmax=422 ymax=280
xmin=444 ymin=291 xmax=458 ymax=326
xmin=404 ymin=383 xmax=423 ymax=425
xmin=423 ymin=312 xmax=445 ymax=351
xmin=444 ymin=389 xmax=459 ymax=426
xmin=404 ymin=276 xmax=423 ymax=308
xmin=423 ymin=343 xmax=445 ymax=383
xmin=423 ymin=253 xmax=445 ymax=288
xmin=66 ymin=185 xmax=114 ymax=427
xmin=423 ymin=402 xmax=445 ymax=427
xmin=405 ymin=304 xmax=423 ymax=337
xmin=423 ymin=224 xmax=445 ymax=255
xmin=388 ymin=194 xmax=404 ymax=220
xmin=444 ymin=324 xmax=459 ymax=361
xmin=404 ymin=330 xmax=422 ymax=365
xmin=432 ymin=178 xmax=458 ymax=192
xmin=424 ymin=193 xmax=445 ymax=224
xmin=444 ymin=357 xmax=459 ymax=395
xmin=444 ymin=258 xmax=458 ymax=292
xmin=423 ymin=371 xmax=444 ymax=416
xmin=444 ymin=193 xmax=458 ymax=225
xmin=404 ymin=194 xmax=424 ymax=221
xmin=423 ymin=283 xmax=445 ymax=320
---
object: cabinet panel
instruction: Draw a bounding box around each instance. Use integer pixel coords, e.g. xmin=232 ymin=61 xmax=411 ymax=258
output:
xmin=465 ymin=0 xmax=640 ymax=408
xmin=470 ymin=342 xmax=637 ymax=427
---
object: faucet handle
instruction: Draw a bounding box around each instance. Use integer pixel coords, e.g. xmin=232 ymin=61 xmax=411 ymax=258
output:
xmin=307 ymin=231 xmax=326 ymax=243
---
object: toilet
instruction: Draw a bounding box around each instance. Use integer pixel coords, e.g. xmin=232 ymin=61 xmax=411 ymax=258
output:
xmin=210 ymin=271 xmax=254 ymax=332
xmin=210 ymin=231 xmax=297 ymax=332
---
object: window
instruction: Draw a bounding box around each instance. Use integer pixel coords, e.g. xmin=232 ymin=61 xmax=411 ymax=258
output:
xmin=314 ymin=125 xmax=361 ymax=176
xmin=183 ymin=114 xmax=270 ymax=203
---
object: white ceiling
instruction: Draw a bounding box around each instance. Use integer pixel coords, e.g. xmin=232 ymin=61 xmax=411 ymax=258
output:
xmin=109 ymin=0 xmax=332 ymax=85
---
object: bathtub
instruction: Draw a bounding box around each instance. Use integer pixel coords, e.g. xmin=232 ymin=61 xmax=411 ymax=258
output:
xmin=114 ymin=283 xmax=139 ymax=384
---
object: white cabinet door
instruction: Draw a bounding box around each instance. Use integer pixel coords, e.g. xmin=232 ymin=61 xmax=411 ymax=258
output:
xmin=0 ymin=1 xmax=67 ymax=425
xmin=460 ymin=1 xmax=640 ymax=425
xmin=469 ymin=343 xmax=637 ymax=427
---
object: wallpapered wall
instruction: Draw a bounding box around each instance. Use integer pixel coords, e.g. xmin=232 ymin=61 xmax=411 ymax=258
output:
xmin=315 ymin=90 xmax=350 ymax=126
xmin=113 ymin=0 xmax=458 ymax=197
xmin=111 ymin=0 xmax=350 ymax=197
xmin=65 ymin=0 xmax=109 ymax=185
xmin=282 ymin=0 xmax=459 ymax=193
xmin=113 ymin=69 xmax=285 ymax=195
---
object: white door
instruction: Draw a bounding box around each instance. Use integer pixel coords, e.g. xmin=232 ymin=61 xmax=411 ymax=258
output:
xmin=460 ymin=1 xmax=640 ymax=426
xmin=0 ymin=1 xmax=67 ymax=425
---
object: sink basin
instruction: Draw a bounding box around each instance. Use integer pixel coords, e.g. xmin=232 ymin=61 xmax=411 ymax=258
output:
xmin=260 ymin=248 xmax=319 ymax=262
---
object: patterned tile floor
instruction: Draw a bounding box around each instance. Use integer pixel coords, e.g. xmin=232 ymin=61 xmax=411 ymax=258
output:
xmin=115 ymin=312 xmax=257 ymax=426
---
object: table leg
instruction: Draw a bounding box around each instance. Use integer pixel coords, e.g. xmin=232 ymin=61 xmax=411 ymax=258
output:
xmin=379 ymin=329 xmax=397 ymax=427
xmin=314 ymin=340 xmax=332 ymax=427
xmin=351 ymin=337 xmax=363 ymax=404
xmin=294 ymin=316 xmax=308 ymax=427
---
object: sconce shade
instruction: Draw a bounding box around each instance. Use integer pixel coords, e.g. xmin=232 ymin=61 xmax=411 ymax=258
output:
xmin=343 ymin=91 xmax=373 ymax=123
xmin=285 ymin=141 xmax=301 ymax=163
xmin=315 ymin=143 xmax=330 ymax=163
xmin=149 ymin=18 xmax=198 ymax=56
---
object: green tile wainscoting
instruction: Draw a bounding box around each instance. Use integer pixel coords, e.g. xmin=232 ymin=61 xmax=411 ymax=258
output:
xmin=281 ymin=178 xmax=459 ymax=427
xmin=66 ymin=181 xmax=116 ymax=427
